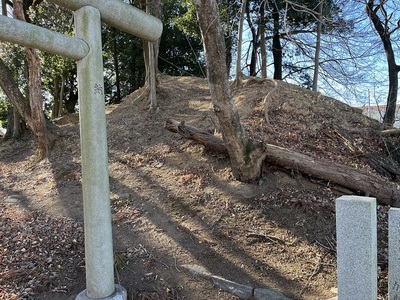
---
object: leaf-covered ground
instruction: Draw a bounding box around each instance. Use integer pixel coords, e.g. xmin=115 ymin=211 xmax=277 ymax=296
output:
xmin=0 ymin=75 xmax=396 ymax=299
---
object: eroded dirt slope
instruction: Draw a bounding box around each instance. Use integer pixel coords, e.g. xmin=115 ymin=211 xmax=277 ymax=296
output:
xmin=0 ymin=75 xmax=394 ymax=300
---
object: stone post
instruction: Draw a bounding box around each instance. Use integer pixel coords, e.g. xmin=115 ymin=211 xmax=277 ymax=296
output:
xmin=74 ymin=6 xmax=125 ymax=300
xmin=389 ymin=208 xmax=400 ymax=300
xmin=336 ymin=195 xmax=377 ymax=300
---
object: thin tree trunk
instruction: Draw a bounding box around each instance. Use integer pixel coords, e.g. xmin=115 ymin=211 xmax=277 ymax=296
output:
xmin=272 ymin=4 xmax=282 ymax=80
xmin=3 ymin=105 xmax=13 ymax=140
xmin=112 ymin=28 xmax=121 ymax=104
xmin=148 ymin=41 xmax=157 ymax=109
xmin=245 ymin=3 xmax=259 ymax=77
xmin=152 ymin=0 xmax=163 ymax=74
xmin=58 ymin=74 xmax=65 ymax=116
xmin=312 ymin=0 xmax=323 ymax=92
xmin=235 ymin=0 xmax=247 ymax=87
xmin=25 ymin=48 xmax=49 ymax=157
xmin=226 ymin=25 xmax=233 ymax=77
xmin=52 ymin=77 xmax=61 ymax=119
xmin=14 ymin=0 xmax=48 ymax=157
xmin=260 ymin=1 xmax=267 ymax=78
xmin=366 ymin=0 xmax=400 ymax=127
xmin=194 ymin=0 xmax=266 ymax=182
xmin=143 ymin=0 xmax=158 ymax=109
xmin=13 ymin=107 xmax=22 ymax=138
xmin=0 ymin=58 xmax=33 ymax=130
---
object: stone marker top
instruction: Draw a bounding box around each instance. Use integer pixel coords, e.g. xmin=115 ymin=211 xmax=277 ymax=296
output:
xmin=48 ymin=0 xmax=163 ymax=42
xmin=337 ymin=195 xmax=377 ymax=203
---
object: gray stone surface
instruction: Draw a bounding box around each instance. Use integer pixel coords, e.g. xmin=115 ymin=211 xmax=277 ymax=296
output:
xmin=75 ymin=7 xmax=116 ymax=298
xmin=211 ymin=276 xmax=253 ymax=300
xmin=181 ymin=264 xmax=293 ymax=300
xmin=389 ymin=208 xmax=400 ymax=299
xmin=336 ymin=196 xmax=377 ymax=300
xmin=253 ymin=288 xmax=291 ymax=300
xmin=76 ymin=284 xmax=127 ymax=300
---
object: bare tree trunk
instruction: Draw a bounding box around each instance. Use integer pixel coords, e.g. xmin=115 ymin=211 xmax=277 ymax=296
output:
xmin=193 ymin=0 xmax=266 ymax=182
xmin=272 ymin=3 xmax=282 ymax=80
xmin=25 ymin=48 xmax=49 ymax=157
xmin=260 ymin=1 xmax=267 ymax=78
xmin=151 ymin=0 xmax=163 ymax=73
xmin=58 ymin=74 xmax=65 ymax=116
xmin=13 ymin=108 xmax=22 ymax=138
xmin=0 ymin=58 xmax=33 ymax=130
xmin=225 ymin=25 xmax=233 ymax=77
xmin=112 ymin=28 xmax=122 ymax=104
xmin=143 ymin=0 xmax=160 ymax=109
xmin=366 ymin=0 xmax=400 ymax=127
xmin=52 ymin=74 xmax=65 ymax=118
xmin=3 ymin=105 xmax=13 ymax=140
xmin=14 ymin=0 xmax=48 ymax=157
xmin=52 ymin=77 xmax=61 ymax=119
xmin=312 ymin=0 xmax=323 ymax=92
xmin=148 ymin=41 xmax=157 ymax=109
xmin=235 ymin=0 xmax=247 ymax=87
xmin=245 ymin=3 xmax=259 ymax=77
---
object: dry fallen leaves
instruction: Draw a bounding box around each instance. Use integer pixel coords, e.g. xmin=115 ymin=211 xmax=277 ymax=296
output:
xmin=0 ymin=203 xmax=84 ymax=299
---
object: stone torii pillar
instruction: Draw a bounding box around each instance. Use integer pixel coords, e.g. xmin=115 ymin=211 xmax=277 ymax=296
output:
xmin=0 ymin=1 xmax=162 ymax=299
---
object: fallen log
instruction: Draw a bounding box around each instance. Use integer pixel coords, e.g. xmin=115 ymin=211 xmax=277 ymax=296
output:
xmin=164 ymin=118 xmax=400 ymax=207
xmin=165 ymin=119 xmax=228 ymax=155
xmin=265 ymin=144 xmax=400 ymax=207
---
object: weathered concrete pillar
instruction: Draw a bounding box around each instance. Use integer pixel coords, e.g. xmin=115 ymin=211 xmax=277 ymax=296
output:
xmin=74 ymin=6 xmax=125 ymax=300
xmin=389 ymin=208 xmax=400 ymax=300
xmin=336 ymin=195 xmax=377 ymax=300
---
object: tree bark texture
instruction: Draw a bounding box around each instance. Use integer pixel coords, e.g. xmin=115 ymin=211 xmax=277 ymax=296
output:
xmin=0 ymin=58 xmax=34 ymax=130
xmin=14 ymin=0 xmax=49 ymax=157
xmin=13 ymin=108 xmax=23 ymax=138
xmin=265 ymin=144 xmax=400 ymax=207
xmin=272 ymin=4 xmax=282 ymax=80
xmin=260 ymin=2 xmax=267 ymax=78
xmin=245 ymin=4 xmax=258 ymax=77
xmin=235 ymin=0 xmax=246 ymax=87
xmin=52 ymin=77 xmax=61 ymax=119
xmin=193 ymin=0 xmax=266 ymax=182
xmin=112 ymin=28 xmax=121 ymax=104
xmin=4 ymin=105 xmax=13 ymax=140
xmin=312 ymin=0 xmax=323 ymax=92
xmin=164 ymin=119 xmax=400 ymax=207
xmin=366 ymin=0 xmax=400 ymax=127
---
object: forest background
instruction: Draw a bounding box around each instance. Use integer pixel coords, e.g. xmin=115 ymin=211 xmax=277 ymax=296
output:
xmin=1 ymin=0 xmax=400 ymax=138
xmin=1 ymin=1 xmax=400 ymax=298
